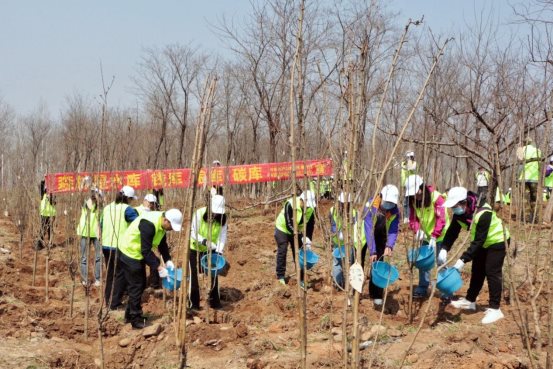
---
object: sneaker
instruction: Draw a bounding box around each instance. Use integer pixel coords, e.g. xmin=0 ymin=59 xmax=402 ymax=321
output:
xmin=440 ymin=295 xmax=452 ymax=305
xmin=131 ymin=320 xmax=146 ymax=330
xmin=450 ymin=297 xmax=476 ymax=310
xmin=373 ymin=299 xmax=383 ymax=306
xmin=481 ymin=308 xmax=504 ymax=324
xmin=94 ymin=280 xmax=101 ymax=287
xmin=412 ymin=290 xmax=428 ymax=299
xmin=278 ymin=278 xmax=286 ymax=285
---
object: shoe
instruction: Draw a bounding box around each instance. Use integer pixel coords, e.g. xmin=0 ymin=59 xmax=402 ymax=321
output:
xmin=94 ymin=280 xmax=101 ymax=287
xmin=481 ymin=308 xmax=504 ymax=324
xmin=450 ymin=297 xmax=476 ymax=310
xmin=278 ymin=278 xmax=286 ymax=285
xmin=412 ymin=290 xmax=428 ymax=299
xmin=209 ymin=302 xmax=223 ymax=310
xmin=131 ymin=320 xmax=146 ymax=329
xmin=373 ymin=299 xmax=383 ymax=306
xmin=440 ymin=295 xmax=452 ymax=305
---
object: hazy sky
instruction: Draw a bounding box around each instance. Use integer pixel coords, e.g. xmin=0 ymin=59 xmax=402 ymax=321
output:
xmin=0 ymin=0 xmax=516 ymax=117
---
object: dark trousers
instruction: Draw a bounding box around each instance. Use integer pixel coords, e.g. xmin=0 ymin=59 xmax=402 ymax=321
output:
xmin=104 ymin=248 xmax=124 ymax=308
xmin=148 ymin=266 xmax=161 ymax=288
xmin=189 ymin=249 xmax=220 ymax=309
xmin=39 ymin=216 xmax=53 ymax=244
xmin=368 ymin=214 xmax=388 ymax=299
xmin=466 ymin=245 xmax=505 ymax=309
xmin=274 ymin=228 xmax=304 ymax=281
xmin=116 ymin=253 xmax=146 ymax=321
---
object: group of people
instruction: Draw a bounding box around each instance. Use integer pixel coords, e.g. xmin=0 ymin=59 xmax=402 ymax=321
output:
xmin=39 ymin=179 xmax=228 ymax=330
xmin=273 ymin=149 xmax=515 ymax=325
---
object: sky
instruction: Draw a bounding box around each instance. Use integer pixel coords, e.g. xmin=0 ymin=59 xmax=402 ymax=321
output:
xmin=0 ymin=0 xmax=518 ymax=117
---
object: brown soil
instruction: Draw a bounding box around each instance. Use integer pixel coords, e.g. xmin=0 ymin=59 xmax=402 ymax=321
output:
xmin=0 ymin=200 xmax=546 ymax=368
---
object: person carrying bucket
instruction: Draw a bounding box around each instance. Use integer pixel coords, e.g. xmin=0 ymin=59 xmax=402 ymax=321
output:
xmin=405 ymin=175 xmax=449 ymax=299
xmin=329 ymin=192 xmax=356 ymax=288
xmin=361 ymin=184 xmax=400 ymax=308
xmin=274 ymin=190 xmax=316 ymax=288
xmin=114 ymin=209 xmax=182 ymax=329
xmin=443 ymin=187 xmax=509 ymax=324
xmin=189 ymin=194 xmax=227 ymax=310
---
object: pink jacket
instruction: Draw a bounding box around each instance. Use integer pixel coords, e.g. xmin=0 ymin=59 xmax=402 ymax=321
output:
xmin=409 ymin=186 xmax=447 ymax=239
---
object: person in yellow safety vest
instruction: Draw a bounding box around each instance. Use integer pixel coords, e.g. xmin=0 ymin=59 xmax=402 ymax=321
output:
xmin=517 ymin=137 xmax=542 ymax=222
xmin=153 ymin=188 xmax=164 ymax=210
xmin=274 ymin=190 xmax=316 ymax=288
xmin=37 ymin=179 xmax=56 ymax=250
xmin=405 ymin=175 xmax=449 ymax=299
xmin=362 ymin=185 xmax=400 ymax=308
xmin=329 ymin=192 xmax=356 ymax=288
xmin=475 ymin=167 xmax=491 ymax=204
xmin=189 ymin=194 xmax=228 ymax=310
xmin=401 ymin=151 xmax=417 ymax=223
xmin=444 ymin=186 xmax=510 ymax=324
xmin=113 ymin=208 xmax=182 ymax=329
xmin=101 ymin=186 xmax=139 ymax=309
xmin=135 ymin=194 xmax=157 ymax=215
xmin=544 ymin=156 xmax=553 ymax=200
xmin=77 ymin=192 xmax=102 ymax=287
xmin=321 ymin=177 xmax=332 ymax=199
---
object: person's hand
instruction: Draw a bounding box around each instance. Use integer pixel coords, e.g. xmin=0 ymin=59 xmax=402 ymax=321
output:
xmin=370 ymin=254 xmax=377 ymax=262
xmin=437 ymin=249 xmax=447 ymax=265
xmin=416 ymin=230 xmax=425 ymax=241
xmin=304 ymin=237 xmax=312 ymax=249
xmin=384 ymin=247 xmax=393 ymax=257
xmin=202 ymin=239 xmax=213 ymax=249
xmin=166 ymin=260 xmax=175 ymax=270
xmin=158 ymin=267 xmax=169 ymax=278
xmin=338 ymin=231 xmax=344 ymax=241
xmin=453 ymin=259 xmax=465 ymax=271
xmin=428 ymin=237 xmax=437 ymax=250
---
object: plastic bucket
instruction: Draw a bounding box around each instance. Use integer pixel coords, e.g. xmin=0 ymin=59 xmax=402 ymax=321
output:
xmin=298 ymin=249 xmax=319 ymax=270
xmin=201 ymin=254 xmax=227 ymax=277
xmin=332 ymin=245 xmax=351 ymax=260
xmin=371 ymin=261 xmax=399 ymax=288
xmin=162 ymin=268 xmax=183 ymax=291
xmin=408 ymin=245 xmax=435 ymax=271
xmin=437 ymin=267 xmax=463 ymax=295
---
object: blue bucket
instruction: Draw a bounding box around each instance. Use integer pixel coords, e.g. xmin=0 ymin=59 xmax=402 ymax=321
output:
xmin=408 ymin=245 xmax=435 ymax=271
xmin=162 ymin=268 xmax=183 ymax=291
xmin=437 ymin=267 xmax=463 ymax=295
xmin=298 ymin=249 xmax=319 ymax=270
xmin=371 ymin=261 xmax=399 ymax=288
xmin=201 ymin=254 xmax=227 ymax=277
xmin=332 ymin=245 xmax=351 ymax=260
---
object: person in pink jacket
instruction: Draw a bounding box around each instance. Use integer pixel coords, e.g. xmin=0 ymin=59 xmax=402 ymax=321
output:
xmin=405 ymin=175 xmax=449 ymax=298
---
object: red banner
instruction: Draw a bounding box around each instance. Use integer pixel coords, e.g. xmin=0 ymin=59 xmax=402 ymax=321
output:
xmin=44 ymin=159 xmax=333 ymax=194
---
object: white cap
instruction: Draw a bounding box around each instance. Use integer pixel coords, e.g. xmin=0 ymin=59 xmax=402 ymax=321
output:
xmin=300 ymin=190 xmax=317 ymax=208
xmin=164 ymin=209 xmax=183 ymax=231
xmin=405 ymin=175 xmax=423 ymax=197
xmin=212 ymin=160 xmax=221 ymax=166
xmin=338 ymin=192 xmax=352 ymax=203
xmin=211 ymin=194 xmax=225 ymax=214
xmin=549 ymin=155 xmax=553 ymax=162
xmin=121 ymin=185 xmax=137 ymax=199
xmin=381 ymin=184 xmax=399 ymax=205
xmin=406 ymin=151 xmax=415 ymax=157
xmin=144 ymin=194 xmax=157 ymax=203
xmin=444 ymin=187 xmax=468 ymax=208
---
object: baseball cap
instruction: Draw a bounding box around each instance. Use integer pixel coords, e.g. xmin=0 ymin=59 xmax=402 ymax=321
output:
xmin=144 ymin=194 xmax=157 ymax=203
xmin=164 ymin=209 xmax=183 ymax=231
xmin=121 ymin=185 xmax=137 ymax=199
xmin=444 ymin=187 xmax=468 ymax=208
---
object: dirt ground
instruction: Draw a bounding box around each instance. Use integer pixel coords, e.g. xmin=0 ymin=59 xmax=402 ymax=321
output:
xmin=0 ymin=199 xmax=548 ymax=368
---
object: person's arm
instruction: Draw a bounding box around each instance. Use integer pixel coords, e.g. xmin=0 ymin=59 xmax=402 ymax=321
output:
xmin=364 ymin=206 xmax=377 ymax=255
xmin=215 ymin=223 xmax=228 ymax=253
xmin=284 ymin=202 xmax=296 ymax=234
xmin=386 ymin=210 xmax=399 ymax=249
xmin=460 ymin=211 xmax=491 ymax=263
xmin=441 ymin=217 xmax=462 ymax=252
xmin=408 ymin=203 xmax=420 ymax=233
xmin=190 ymin=211 xmax=205 ymax=244
xmin=431 ymin=195 xmax=447 ymax=239
xmin=125 ymin=207 xmax=139 ymax=223
xmin=306 ymin=212 xmax=315 ymax=239
xmin=139 ymin=220 xmax=161 ymax=269
xmin=157 ymin=235 xmax=171 ymax=263
xmin=546 ymin=166 xmax=553 ymax=177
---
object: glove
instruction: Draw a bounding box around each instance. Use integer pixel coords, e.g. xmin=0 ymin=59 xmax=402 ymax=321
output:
xmin=338 ymin=231 xmax=344 ymax=241
xmin=428 ymin=237 xmax=437 ymax=251
xmin=158 ymin=267 xmax=169 ymax=278
xmin=437 ymin=249 xmax=447 ymax=265
xmin=202 ymin=239 xmax=214 ymax=250
xmin=166 ymin=260 xmax=175 ymax=271
xmin=304 ymin=237 xmax=312 ymax=249
xmin=416 ymin=230 xmax=425 ymax=241
xmin=215 ymin=243 xmax=225 ymax=254
xmin=453 ymin=259 xmax=465 ymax=271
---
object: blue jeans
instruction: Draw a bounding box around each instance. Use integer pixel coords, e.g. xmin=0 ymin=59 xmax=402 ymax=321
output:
xmin=332 ymin=245 xmax=354 ymax=288
xmin=415 ymin=240 xmax=450 ymax=298
xmin=80 ymin=237 xmax=101 ymax=282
